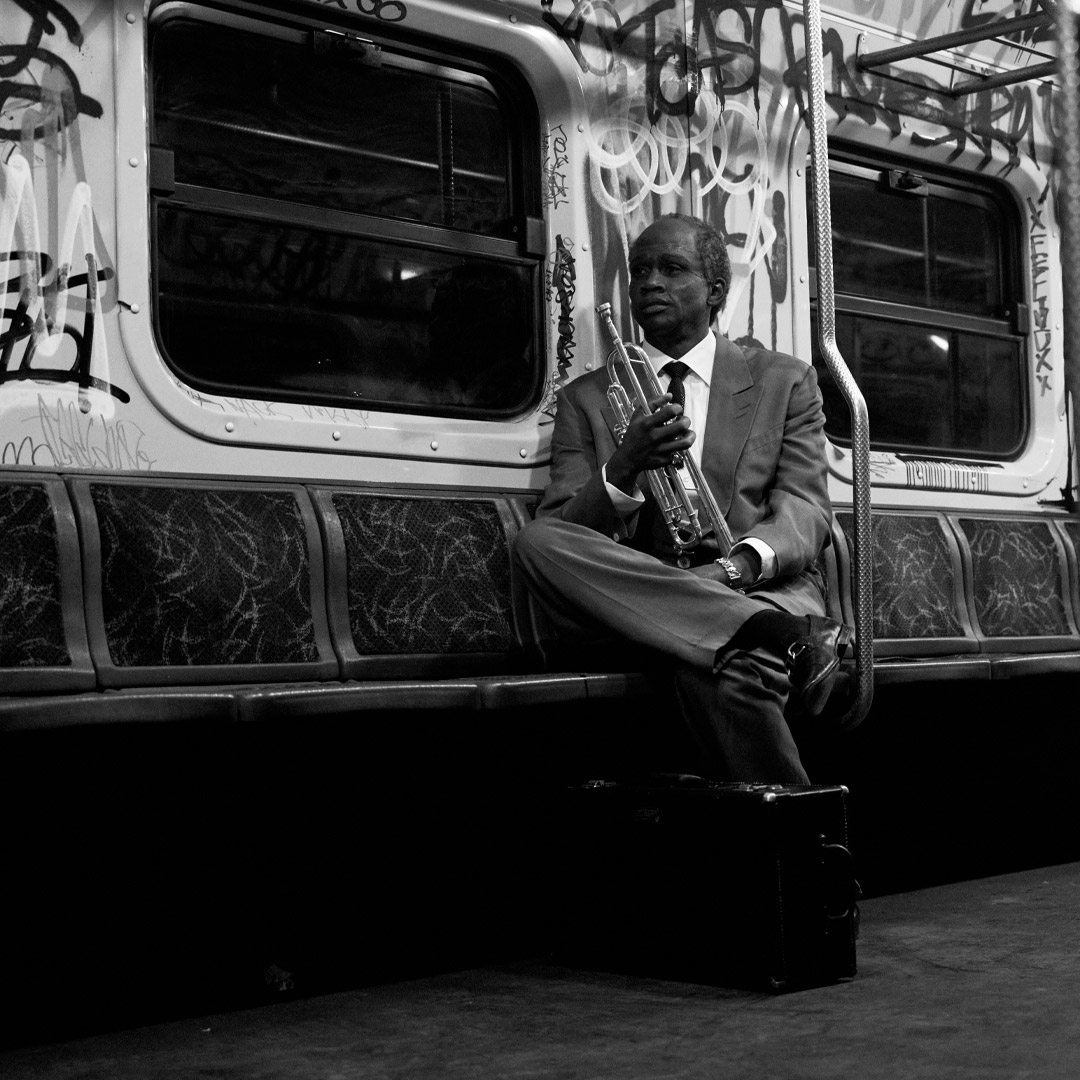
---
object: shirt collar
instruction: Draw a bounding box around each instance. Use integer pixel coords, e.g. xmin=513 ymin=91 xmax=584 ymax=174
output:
xmin=642 ymin=330 xmax=716 ymax=388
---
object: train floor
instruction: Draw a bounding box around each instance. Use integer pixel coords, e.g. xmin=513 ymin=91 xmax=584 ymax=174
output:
xmin=3 ymin=859 xmax=1078 ymax=1079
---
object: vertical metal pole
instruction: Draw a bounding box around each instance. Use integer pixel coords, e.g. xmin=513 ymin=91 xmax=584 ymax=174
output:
xmin=1058 ymin=2 xmax=1080 ymax=503
xmin=803 ymin=0 xmax=874 ymax=728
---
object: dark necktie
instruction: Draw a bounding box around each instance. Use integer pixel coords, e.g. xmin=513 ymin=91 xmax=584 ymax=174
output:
xmin=662 ymin=361 xmax=690 ymax=410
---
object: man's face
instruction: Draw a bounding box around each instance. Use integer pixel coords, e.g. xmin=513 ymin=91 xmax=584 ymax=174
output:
xmin=628 ymin=218 xmax=726 ymax=356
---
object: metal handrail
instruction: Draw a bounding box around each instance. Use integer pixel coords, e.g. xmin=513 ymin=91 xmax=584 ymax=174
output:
xmin=1057 ymin=2 xmax=1080 ymax=490
xmin=803 ymin=0 xmax=874 ymax=729
xmin=856 ymin=11 xmax=1052 ymax=71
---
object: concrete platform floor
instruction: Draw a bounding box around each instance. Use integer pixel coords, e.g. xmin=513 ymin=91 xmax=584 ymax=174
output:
xmin=3 ymin=860 xmax=1079 ymax=1079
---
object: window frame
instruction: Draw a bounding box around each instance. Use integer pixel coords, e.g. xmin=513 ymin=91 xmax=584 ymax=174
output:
xmin=808 ymin=150 xmax=1029 ymax=463
xmin=146 ymin=0 xmax=546 ymax=421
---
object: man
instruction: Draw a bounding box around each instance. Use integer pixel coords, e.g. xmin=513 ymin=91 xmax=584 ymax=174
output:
xmin=512 ymin=213 xmax=850 ymax=783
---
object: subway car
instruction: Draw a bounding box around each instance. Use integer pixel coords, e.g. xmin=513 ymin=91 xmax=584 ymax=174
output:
xmin=2 ymin=0 xmax=1079 ymax=1059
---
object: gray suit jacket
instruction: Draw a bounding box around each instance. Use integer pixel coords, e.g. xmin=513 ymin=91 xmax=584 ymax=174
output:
xmin=536 ymin=334 xmax=832 ymax=608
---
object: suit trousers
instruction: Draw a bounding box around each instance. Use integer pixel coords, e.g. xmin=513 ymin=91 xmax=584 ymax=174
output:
xmin=511 ymin=516 xmax=826 ymax=783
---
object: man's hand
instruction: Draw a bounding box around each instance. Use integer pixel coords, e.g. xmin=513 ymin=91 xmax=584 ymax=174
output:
xmin=606 ymin=393 xmax=695 ymax=495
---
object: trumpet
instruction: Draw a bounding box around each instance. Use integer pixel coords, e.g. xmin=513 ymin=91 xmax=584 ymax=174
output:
xmin=596 ymin=302 xmax=734 ymax=565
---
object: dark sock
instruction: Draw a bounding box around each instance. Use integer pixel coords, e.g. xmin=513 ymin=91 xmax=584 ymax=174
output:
xmin=721 ymin=611 xmax=811 ymax=659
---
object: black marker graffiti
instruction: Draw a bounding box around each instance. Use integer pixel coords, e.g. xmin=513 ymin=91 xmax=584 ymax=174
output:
xmin=0 ymin=0 xmax=104 ymax=141
xmin=549 ymin=234 xmax=577 ymax=403
xmin=1 ymin=250 xmax=127 ymax=402
xmin=544 ymin=124 xmax=571 ymax=209
xmin=541 ymin=0 xmax=800 ymax=125
xmin=1028 ymin=187 xmax=1052 ymax=397
xmin=539 ymin=0 xmax=1038 ymax=166
xmin=540 ymin=0 xmax=625 ymax=77
xmin=765 ymin=188 xmax=787 ymax=350
xmin=960 ymin=0 xmax=1052 ymax=49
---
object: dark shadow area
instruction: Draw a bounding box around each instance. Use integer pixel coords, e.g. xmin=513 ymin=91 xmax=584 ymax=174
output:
xmin=3 ymin=674 xmax=1079 ymax=1049
xmin=802 ymin=672 xmax=1080 ymax=897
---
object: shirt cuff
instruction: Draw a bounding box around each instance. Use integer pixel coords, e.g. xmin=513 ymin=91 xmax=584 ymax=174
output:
xmin=731 ymin=537 xmax=777 ymax=583
xmin=602 ymin=463 xmax=644 ymax=521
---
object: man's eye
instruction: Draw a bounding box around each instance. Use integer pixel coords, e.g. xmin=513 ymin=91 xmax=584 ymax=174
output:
xmin=661 ymin=264 xmax=686 ymax=277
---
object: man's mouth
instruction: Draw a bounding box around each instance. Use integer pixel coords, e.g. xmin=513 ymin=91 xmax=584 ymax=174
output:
xmin=637 ymin=300 xmax=669 ymax=316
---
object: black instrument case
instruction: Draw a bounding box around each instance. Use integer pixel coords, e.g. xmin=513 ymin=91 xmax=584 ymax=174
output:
xmin=550 ymin=775 xmax=859 ymax=992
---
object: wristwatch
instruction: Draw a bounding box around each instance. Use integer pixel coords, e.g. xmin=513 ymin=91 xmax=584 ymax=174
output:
xmin=716 ymin=556 xmax=743 ymax=590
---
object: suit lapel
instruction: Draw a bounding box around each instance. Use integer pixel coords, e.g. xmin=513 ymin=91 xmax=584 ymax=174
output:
xmin=701 ymin=336 xmax=761 ymax=515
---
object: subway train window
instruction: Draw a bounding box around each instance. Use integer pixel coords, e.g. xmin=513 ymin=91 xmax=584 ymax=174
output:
xmin=149 ymin=6 xmax=543 ymax=418
xmin=808 ymin=157 xmax=1025 ymax=459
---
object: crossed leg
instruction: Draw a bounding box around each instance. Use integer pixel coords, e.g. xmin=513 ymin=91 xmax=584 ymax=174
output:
xmin=511 ymin=517 xmax=822 ymax=782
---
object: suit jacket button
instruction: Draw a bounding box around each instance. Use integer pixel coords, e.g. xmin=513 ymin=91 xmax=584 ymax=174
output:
xmin=612 ymin=532 xmax=620 ymax=542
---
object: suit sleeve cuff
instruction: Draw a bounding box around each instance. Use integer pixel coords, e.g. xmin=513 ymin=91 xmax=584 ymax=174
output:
xmin=731 ymin=537 xmax=777 ymax=582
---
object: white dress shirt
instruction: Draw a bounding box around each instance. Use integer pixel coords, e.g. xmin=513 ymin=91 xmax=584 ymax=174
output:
xmin=602 ymin=330 xmax=777 ymax=583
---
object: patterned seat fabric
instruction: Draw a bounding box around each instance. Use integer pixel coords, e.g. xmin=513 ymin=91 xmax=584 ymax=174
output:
xmin=0 ymin=483 xmax=70 ymax=669
xmin=332 ymin=494 xmax=515 ymax=656
xmin=92 ymin=484 xmax=320 ymax=667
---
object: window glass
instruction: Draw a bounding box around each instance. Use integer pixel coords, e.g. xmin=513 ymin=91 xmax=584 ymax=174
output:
xmin=929 ymin=197 xmax=1002 ymax=315
xmin=810 ymin=160 xmax=1024 ymax=460
xmin=814 ymin=316 xmax=1023 ymax=456
xmin=150 ymin=10 xmax=541 ymax=418
xmin=156 ymin=207 xmax=536 ymax=412
xmin=828 ymin=171 xmax=1004 ymax=317
xmin=830 ymin=172 xmax=928 ymax=308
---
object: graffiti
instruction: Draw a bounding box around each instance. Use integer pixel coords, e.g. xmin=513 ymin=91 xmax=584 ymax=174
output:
xmin=2 ymin=0 xmax=118 ymax=427
xmin=316 ymin=0 xmax=407 ymax=21
xmin=590 ymin=93 xmax=767 ymax=212
xmin=538 ymin=0 xmax=1059 ymax=366
xmin=540 ymin=0 xmax=633 ymax=78
xmin=218 ymin=397 xmax=294 ymax=421
xmin=0 ymin=0 xmax=103 ymax=142
xmin=1027 ymin=187 xmax=1052 ymax=398
xmin=960 ymin=0 xmax=1052 ymax=49
xmin=1 ymin=433 xmax=47 ymax=465
xmin=542 ymin=1 xmax=1043 ymax=176
xmin=545 ymin=234 xmax=577 ymax=411
xmin=867 ymin=451 xmax=899 ymax=481
xmin=4 ymin=394 xmax=156 ymax=469
xmin=1 ymin=248 xmax=121 ymax=399
xmin=763 ymin=188 xmax=787 ymax=349
xmin=299 ymin=403 xmax=369 ymax=425
xmin=906 ymin=82 xmax=1035 ymax=169
xmin=812 ymin=25 xmax=1038 ymax=169
xmin=543 ymin=124 xmax=571 ymax=210
xmin=2 ymin=152 xmax=125 ymax=406
xmin=178 ymin=380 xmax=371 ymax=428
xmin=543 ymin=0 xmax=800 ymax=125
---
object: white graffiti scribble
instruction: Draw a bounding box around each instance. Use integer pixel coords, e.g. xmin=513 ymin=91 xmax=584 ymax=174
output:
xmin=176 ymin=377 xmax=371 ymax=427
xmin=587 ymin=91 xmax=773 ymax=329
xmin=12 ymin=394 xmax=156 ymax=470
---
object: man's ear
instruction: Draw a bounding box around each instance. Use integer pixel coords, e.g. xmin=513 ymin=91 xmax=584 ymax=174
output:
xmin=708 ymin=278 xmax=727 ymax=314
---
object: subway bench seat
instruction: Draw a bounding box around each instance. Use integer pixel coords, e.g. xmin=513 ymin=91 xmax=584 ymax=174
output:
xmin=0 ymin=470 xmax=654 ymax=731
xmin=2 ymin=469 xmax=1080 ymax=731
xmin=834 ymin=509 xmax=1080 ymax=683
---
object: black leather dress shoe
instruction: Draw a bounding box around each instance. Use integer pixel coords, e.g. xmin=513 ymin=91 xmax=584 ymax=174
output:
xmin=786 ymin=616 xmax=853 ymax=717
